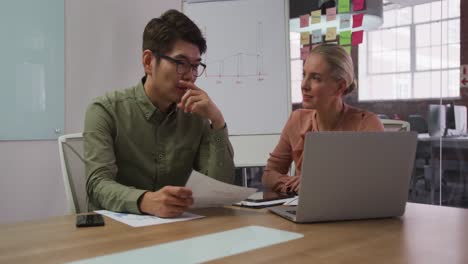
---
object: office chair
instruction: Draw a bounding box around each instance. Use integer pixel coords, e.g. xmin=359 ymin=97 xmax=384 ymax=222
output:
xmin=58 ymin=133 xmax=88 ymax=214
xmin=379 ymin=118 xmax=429 ymax=200
xmin=380 ymin=119 xmax=410 ymax=132
xmin=377 ymin=114 xmax=389 ymax=120
xmin=407 ymin=115 xmax=432 ymax=199
xmin=408 ymin=115 xmax=428 ymax=134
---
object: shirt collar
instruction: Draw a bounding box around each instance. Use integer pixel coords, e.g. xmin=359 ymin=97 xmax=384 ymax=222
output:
xmin=134 ymin=76 xmax=178 ymax=121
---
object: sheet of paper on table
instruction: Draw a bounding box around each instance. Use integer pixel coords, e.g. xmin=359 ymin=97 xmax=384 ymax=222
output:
xmin=95 ymin=210 xmax=204 ymax=227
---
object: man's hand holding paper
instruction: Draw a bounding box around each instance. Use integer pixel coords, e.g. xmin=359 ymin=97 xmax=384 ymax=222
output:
xmin=186 ymin=171 xmax=257 ymax=208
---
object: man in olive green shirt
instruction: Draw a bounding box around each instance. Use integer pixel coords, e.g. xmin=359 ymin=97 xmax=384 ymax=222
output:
xmin=84 ymin=10 xmax=235 ymax=218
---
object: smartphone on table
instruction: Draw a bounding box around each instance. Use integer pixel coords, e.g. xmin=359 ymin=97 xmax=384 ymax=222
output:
xmin=76 ymin=213 xmax=105 ymax=227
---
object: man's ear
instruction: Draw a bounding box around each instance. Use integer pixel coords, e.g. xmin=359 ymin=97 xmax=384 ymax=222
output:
xmin=336 ymin=79 xmax=348 ymax=96
xmin=142 ymin=50 xmax=154 ymax=76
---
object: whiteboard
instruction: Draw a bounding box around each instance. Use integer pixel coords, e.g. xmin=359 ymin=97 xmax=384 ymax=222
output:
xmin=183 ymin=0 xmax=291 ymax=135
xmin=229 ymin=134 xmax=280 ymax=166
xmin=0 ymin=0 xmax=64 ymax=140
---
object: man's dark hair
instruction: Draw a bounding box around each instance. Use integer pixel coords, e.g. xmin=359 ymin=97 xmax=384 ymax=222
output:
xmin=142 ymin=9 xmax=207 ymax=55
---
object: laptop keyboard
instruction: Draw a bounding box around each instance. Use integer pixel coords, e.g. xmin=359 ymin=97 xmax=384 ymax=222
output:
xmin=287 ymin=210 xmax=297 ymax=215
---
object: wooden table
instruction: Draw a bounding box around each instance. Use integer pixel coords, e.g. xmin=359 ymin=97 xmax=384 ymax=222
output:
xmin=1 ymin=203 xmax=467 ymax=264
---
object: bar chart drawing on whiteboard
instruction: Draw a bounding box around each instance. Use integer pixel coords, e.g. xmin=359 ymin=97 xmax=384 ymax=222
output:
xmin=184 ymin=0 xmax=290 ymax=135
xmin=203 ymin=22 xmax=266 ymax=83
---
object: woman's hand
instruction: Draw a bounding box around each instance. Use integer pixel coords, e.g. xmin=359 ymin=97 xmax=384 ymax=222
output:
xmin=283 ymin=175 xmax=301 ymax=193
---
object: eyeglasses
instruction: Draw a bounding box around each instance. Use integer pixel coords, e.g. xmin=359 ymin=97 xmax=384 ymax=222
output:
xmin=152 ymin=51 xmax=206 ymax=77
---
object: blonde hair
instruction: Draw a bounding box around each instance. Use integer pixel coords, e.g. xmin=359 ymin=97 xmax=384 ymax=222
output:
xmin=310 ymin=44 xmax=356 ymax=95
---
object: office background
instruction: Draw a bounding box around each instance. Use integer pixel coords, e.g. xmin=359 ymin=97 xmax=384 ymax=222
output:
xmin=288 ymin=0 xmax=468 ymax=208
xmin=0 ymin=0 xmax=181 ymax=224
xmin=0 ymin=0 xmax=466 ymax=224
xmin=348 ymin=0 xmax=467 ymax=208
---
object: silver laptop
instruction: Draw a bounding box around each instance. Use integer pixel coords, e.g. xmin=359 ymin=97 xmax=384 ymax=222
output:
xmin=269 ymin=132 xmax=417 ymax=223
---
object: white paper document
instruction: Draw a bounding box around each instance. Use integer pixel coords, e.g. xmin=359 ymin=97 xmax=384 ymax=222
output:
xmin=95 ymin=210 xmax=204 ymax=227
xmin=186 ymin=170 xmax=257 ymax=208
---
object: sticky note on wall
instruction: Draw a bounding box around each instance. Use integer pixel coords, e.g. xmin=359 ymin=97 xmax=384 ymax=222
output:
xmin=352 ymin=13 xmax=364 ymax=28
xmin=340 ymin=14 xmax=351 ymax=29
xmin=311 ymin=29 xmax=322 ymax=44
xmin=339 ymin=30 xmax=351 ymax=45
xmin=300 ymin=31 xmax=310 ymax=45
xmin=325 ymin=27 xmax=337 ymax=41
xmin=344 ymin=46 xmax=351 ymax=54
xmin=352 ymin=30 xmax=363 ymax=45
xmin=311 ymin=10 xmax=321 ymax=24
xmin=353 ymin=0 xmax=365 ymax=11
xmin=338 ymin=0 xmax=350 ymax=13
xmin=326 ymin=7 xmax=336 ymax=21
xmin=300 ymin=14 xmax=309 ymax=28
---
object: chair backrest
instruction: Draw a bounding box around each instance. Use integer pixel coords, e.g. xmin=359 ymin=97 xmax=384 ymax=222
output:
xmin=58 ymin=133 xmax=87 ymax=214
xmin=377 ymin=114 xmax=389 ymax=120
xmin=380 ymin=119 xmax=411 ymax=132
xmin=408 ymin=115 xmax=428 ymax=133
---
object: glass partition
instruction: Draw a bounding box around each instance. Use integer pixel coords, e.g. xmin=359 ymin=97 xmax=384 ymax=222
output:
xmin=289 ymin=0 xmax=466 ymax=208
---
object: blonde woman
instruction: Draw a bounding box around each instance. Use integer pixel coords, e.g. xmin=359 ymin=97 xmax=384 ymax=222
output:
xmin=262 ymin=44 xmax=384 ymax=193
